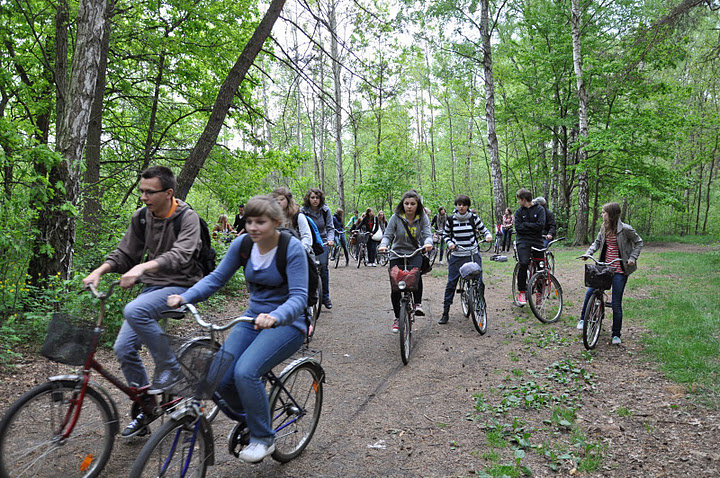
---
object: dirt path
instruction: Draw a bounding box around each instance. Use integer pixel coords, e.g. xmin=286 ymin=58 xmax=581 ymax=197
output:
xmin=2 ymin=244 xmax=718 ymax=477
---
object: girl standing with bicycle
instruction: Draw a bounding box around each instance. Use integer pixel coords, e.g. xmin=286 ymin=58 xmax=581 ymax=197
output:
xmin=501 ymin=208 xmax=514 ymax=252
xmin=168 ymin=195 xmax=308 ymax=463
xmin=378 ymin=190 xmax=433 ymax=332
xmin=577 ymin=202 xmax=643 ymax=345
xmin=358 ymin=207 xmax=380 ymax=266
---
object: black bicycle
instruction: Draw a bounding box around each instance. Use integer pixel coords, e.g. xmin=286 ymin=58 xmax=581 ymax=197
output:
xmin=130 ymin=304 xmax=325 ymax=476
xmin=387 ymin=247 xmax=425 ymax=365
xmin=578 ymin=256 xmax=622 ymax=349
xmin=356 ymin=231 xmax=371 ymax=268
xmin=453 ymin=245 xmax=488 ymax=335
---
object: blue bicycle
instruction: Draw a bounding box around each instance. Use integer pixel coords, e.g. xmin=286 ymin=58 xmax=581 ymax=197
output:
xmin=129 ymin=304 xmax=325 ymax=476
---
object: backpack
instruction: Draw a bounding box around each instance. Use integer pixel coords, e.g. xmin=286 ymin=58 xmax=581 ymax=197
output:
xmin=136 ymin=206 xmax=217 ymax=276
xmin=292 ymin=212 xmax=325 ymax=256
xmin=237 ymin=231 xmax=320 ymax=308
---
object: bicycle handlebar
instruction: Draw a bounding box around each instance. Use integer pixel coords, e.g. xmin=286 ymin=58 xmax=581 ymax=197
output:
xmin=530 ymin=236 xmax=565 ymax=252
xmin=577 ymin=255 xmax=622 ymax=266
xmin=173 ymin=303 xmax=255 ymax=331
xmin=86 ymin=280 xmax=121 ymax=300
xmin=387 ymin=247 xmax=426 ymax=260
xmin=450 ymin=244 xmax=479 ymax=254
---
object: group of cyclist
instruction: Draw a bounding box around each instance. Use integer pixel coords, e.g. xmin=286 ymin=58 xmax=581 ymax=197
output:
xmin=80 ymin=165 xmax=643 ymax=466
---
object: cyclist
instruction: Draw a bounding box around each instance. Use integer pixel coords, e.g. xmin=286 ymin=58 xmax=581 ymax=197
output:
xmin=333 ymin=208 xmax=350 ymax=266
xmin=271 ymin=187 xmax=313 ymax=254
xmin=439 ymin=195 xmax=492 ymax=324
xmin=432 ymin=206 xmax=448 ymax=265
xmin=577 ymin=202 xmax=643 ymax=345
xmin=357 ymin=207 xmax=381 ymax=266
xmin=514 ymin=188 xmax=546 ymax=306
xmin=533 ymin=197 xmax=557 ymax=248
xmin=501 ymin=207 xmax=514 ymax=252
xmin=168 ymin=195 xmax=308 ymax=463
xmin=302 ymin=188 xmax=335 ymax=309
xmin=378 ymin=190 xmax=433 ymax=333
xmin=82 ymin=166 xmax=204 ymax=437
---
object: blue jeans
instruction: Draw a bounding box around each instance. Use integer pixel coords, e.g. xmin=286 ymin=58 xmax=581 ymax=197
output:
xmin=443 ymin=252 xmax=483 ymax=312
xmin=215 ymin=322 xmax=305 ymax=446
xmin=580 ymin=273 xmax=628 ymax=338
xmin=318 ymin=245 xmax=330 ymax=301
xmin=501 ymin=228 xmax=513 ymax=251
xmin=338 ymin=232 xmax=349 ymax=262
xmin=114 ymin=285 xmax=188 ymax=387
xmin=438 ymin=239 xmax=447 ymax=261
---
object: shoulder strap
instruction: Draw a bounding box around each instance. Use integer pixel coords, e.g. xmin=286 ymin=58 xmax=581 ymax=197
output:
xmin=172 ymin=207 xmax=189 ymax=237
xmin=239 ymin=232 xmax=290 ymax=284
xmin=399 ymin=216 xmax=420 ymax=249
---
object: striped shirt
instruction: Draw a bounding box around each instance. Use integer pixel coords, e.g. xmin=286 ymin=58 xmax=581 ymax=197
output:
xmin=444 ymin=214 xmax=491 ymax=257
xmin=605 ymin=233 xmax=623 ymax=273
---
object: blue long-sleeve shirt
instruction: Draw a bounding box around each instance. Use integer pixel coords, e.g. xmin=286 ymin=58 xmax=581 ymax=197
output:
xmin=180 ymin=233 xmax=308 ymax=332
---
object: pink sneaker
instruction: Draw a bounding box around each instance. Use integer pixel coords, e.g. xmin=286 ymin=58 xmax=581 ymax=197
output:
xmin=518 ymin=291 xmax=527 ymax=305
xmin=392 ymin=318 xmax=399 ymax=333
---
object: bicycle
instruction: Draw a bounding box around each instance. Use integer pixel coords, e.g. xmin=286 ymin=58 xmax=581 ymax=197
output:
xmin=511 ymin=237 xmax=565 ymax=323
xmin=387 ymin=247 xmax=425 ymax=365
xmin=331 ymin=239 xmax=345 ymax=269
xmin=307 ymin=257 xmax=323 ymax=340
xmin=452 ymin=245 xmax=488 ymax=335
xmin=578 ymin=256 xmax=622 ymax=350
xmin=356 ymin=231 xmax=371 ymax=268
xmin=130 ymin=303 xmax=325 ymax=476
xmin=377 ymin=249 xmax=389 ymax=266
xmin=0 ymin=281 xmax=214 ymax=478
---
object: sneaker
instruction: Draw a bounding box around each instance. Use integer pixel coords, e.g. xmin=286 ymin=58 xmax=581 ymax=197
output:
xmin=392 ymin=318 xmax=399 ymax=333
xmin=121 ymin=412 xmax=151 ymax=438
xmin=370 ymin=262 xmax=377 ymax=267
xmin=438 ymin=260 xmax=444 ymax=265
xmin=576 ymin=320 xmax=584 ymax=330
xmin=518 ymin=291 xmax=527 ymax=305
xmin=237 ymin=442 xmax=276 ymax=463
xmin=414 ymin=303 xmax=425 ymax=316
xmin=611 ymin=336 xmax=622 ymax=345
xmin=307 ymin=324 xmax=314 ymax=337
xmin=438 ymin=313 xmax=449 ymax=325
xmin=323 ymin=299 xmax=333 ymax=309
xmin=149 ymin=368 xmax=184 ymax=395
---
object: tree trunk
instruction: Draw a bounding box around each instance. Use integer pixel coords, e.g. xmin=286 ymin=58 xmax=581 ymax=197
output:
xmin=571 ymin=0 xmax=589 ymax=246
xmin=481 ymin=0 xmax=504 ymax=224
xmin=329 ymin=0 xmax=344 ymax=211
xmin=175 ymin=0 xmax=287 ymax=199
xmin=27 ymin=0 xmax=107 ymax=285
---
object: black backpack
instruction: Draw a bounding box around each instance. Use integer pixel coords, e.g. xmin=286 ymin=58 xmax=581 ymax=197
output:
xmin=237 ymin=231 xmax=319 ymax=308
xmin=136 ymin=206 xmax=217 ymax=276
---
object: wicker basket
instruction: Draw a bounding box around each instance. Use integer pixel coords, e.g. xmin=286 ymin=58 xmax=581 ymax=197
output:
xmin=41 ymin=314 xmax=102 ymax=366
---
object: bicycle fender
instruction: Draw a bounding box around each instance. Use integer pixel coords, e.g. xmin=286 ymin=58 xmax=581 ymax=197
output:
xmin=279 ymin=357 xmax=326 ymax=385
xmin=166 ymin=402 xmax=216 ymax=466
xmin=47 ymin=375 xmax=120 ymax=436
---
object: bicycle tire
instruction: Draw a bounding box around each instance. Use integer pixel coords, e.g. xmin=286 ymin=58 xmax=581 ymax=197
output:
xmin=334 ymin=245 xmax=341 ymax=269
xmin=269 ymin=361 xmax=324 ymax=463
xmin=460 ymin=279 xmax=471 ymax=318
xmin=308 ymin=276 xmax=322 ymax=340
xmin=176 ymin=339 xmax=222 ymax=421
xmin=546 ymin=251 xmax=555 ymax=276
xmin=378 ymin=252 xmax=389 ymax=266
xmin=471 ymin=282 xmax=488 ymax=335
xmin=0 ymin=379 xmax=115 ymax=478
xmin=527 ymin=271 xmax=563 ymax=323
xmin=583 ymin=293 xmax=604 ymax=350
xmin=511 ymin=262 xmax=527 ymax=307
xmin=356 ymin=245 xmax=363 ymax=268
xmin=478 ymin=239 xmax=493 ymax=253
xmin=398 ymin=300 xmax=412 ymax=365
xmin=129 ymin=414 xmax=210 ymax=477
xmin=428 ymin=247 xmax=437 ymax=267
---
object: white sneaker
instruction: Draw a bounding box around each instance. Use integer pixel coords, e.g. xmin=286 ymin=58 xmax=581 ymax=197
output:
xmin=611 ymin=336 xmax=622 ymax=345
xmin=438 ymin=260 xmax=444 ymax=265
xmin=370 ymin=262 xmax=376 ymax=267
xmin=237 ymin=442 xmax=276 ymax=463
xmin=576 ymin=320 xmax=584 ymax=330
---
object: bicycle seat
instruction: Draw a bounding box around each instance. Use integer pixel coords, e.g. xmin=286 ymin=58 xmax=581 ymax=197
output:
xmin=459 ymin=262 xmax=482 ymax=278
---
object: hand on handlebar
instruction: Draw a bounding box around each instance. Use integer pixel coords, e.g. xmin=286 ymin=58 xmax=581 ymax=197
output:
xmin=378 ymin=246 xmax=387 ymax=253
xmin=167 ymin=295 xmax=186 ymax=309
xmin=254 ymin=313 xmax=277 ymax=330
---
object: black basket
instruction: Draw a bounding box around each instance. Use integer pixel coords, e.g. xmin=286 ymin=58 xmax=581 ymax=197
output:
xmin=159 ymin=336 xmax=236 ymax=400
xmin=41 ymin=314 xmax=102 ymax=366
xmin=584 ymin=264 xmax=615 ymax=290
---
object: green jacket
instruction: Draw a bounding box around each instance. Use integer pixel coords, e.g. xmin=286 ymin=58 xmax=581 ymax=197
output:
xmin=586 ymin=221 xmax=643 ymax=275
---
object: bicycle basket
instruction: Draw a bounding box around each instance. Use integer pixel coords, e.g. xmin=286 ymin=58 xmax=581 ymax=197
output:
xmin=584 ymin=263 xmax=615 ymax=289
xmin=388 ymin=265 xmax=421 ymax=292
xmin=160 ymin=336 xmax=236 ymax=400
xmin=459 ymin=261 xmax=482 ymax=279
xmin=41 ymin=314 xmax=102 ymax=366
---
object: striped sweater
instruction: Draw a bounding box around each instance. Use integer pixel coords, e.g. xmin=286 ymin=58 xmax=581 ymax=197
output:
xmin=444 ymin=214 xmax=491 ymax=257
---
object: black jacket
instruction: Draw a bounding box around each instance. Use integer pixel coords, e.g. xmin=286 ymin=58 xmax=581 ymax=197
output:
xmin=514 ymin=204 xmax=546 ymax=246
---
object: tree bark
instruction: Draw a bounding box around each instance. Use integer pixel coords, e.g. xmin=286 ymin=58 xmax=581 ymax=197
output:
xmin=27 ymin=0 xmax=107 ymax=284
xmin=329 ymin=0 xmax=344 ymax=211
xmin=571 ymin=0 xmax=589 ymax=245
xmin=175 ymin=0 xmax=287 ymax=199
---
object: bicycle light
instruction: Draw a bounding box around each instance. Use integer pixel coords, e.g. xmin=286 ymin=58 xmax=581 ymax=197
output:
xmin=398 ymin=281 xmax=407 ymax=290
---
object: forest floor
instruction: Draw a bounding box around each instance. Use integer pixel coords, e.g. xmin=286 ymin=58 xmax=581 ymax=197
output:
xmin=1 ymin=242 xmax=718 ymax=477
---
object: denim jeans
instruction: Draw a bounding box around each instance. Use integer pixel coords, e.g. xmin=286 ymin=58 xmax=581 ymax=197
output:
xmin=338 ymin=232 xmax=349 ymax=262
xmin=215 ymin=322 xmax=305 ymax=446
xmin=438 ymin=239 xmax=447 ymax=261
xmin=114 ymin=285 xmax=188 ymax=387
xmin=580 ymin=272 xmax=628 ymax=337
xmin=318 ymin=245 xmax=330 ymax=301
xmin=443 ymin=252 xmax=483 ymax=312
xmin=501 ymin=228 xmax=513 ymax=251
xmin=389 ymin=255 xmax=423 ymax=318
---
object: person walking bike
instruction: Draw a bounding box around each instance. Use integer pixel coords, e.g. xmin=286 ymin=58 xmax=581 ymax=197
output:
xmin=439 ymin=195 xmax=492 ymax=324
xmin=302 ymin=188 xmax=335 ymax=309
xmin=513 ymin=188 xmax=546 ymax=306
xmin=333 ymin=208 xmax=350 ymax=266
xmin=577 ymin=202 xmax=643 ymax=345
xmin=432 ymin=206 xmax=449 ymax=265
xmin=358 ymin=208 xmax=381 ymax=266
xmin=167 ymin=195 xmax=309 ymax=463
xmin=378 ymin=190 xmax=433 ymax=333
xmin=81 ymin=165 xmax=205 ymax=437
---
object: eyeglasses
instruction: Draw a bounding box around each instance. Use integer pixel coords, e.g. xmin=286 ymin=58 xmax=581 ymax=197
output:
xmin=139 ymin=187 xmax=169 ymax=196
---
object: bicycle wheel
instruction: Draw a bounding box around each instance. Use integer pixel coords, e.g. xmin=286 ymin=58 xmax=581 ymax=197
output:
xmin=471 ymin=282 xmax=488 ymax=335
xmin=356 ymin=245 xmax=363 ymax=268
xmin=130 ymin=414 xmax=209 ymax=477
xmin=176 ymin=339 xmax=222 ymax=422
xmin=269 ymin=361 xmax=324 ymax=463
xmin=398 ymin=300 xmax=412 ymax=365
xmin=583 ymin=293 xmax=604 ymax=350
xmin=308 ymin=276 xmax=322 ymax=339
xmin=334 ymin=245 xmax=341 ymax=269
xmin=511 ymin=263 xmax=528 ymax=307
xmin=546 ymin=252 xmax=555 ymax=275
xmin=458 ymin=279 xmax=470 ymax=317
xmin=428 ymin=247 xmax=437 ymax=267
xmin=378 ymin=251 xmax=389 ymax=266
xmin=527 ymin=271 xmax=563 ymax=323
xmin=0 ymin=380 xmax=115 ymax=478
xmin=478 ymin=239 xmax=493 ymax=253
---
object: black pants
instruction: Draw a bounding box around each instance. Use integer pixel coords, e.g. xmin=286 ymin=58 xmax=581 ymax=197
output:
xmin=516 ymin=244 xmax=544 ymax=292
xmin=389 ymin=255 xmax=423 ymax=318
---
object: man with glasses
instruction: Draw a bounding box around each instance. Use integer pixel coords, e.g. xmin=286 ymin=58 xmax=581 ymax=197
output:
xmin=82 ymin=166 xmax=204 ymax=438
